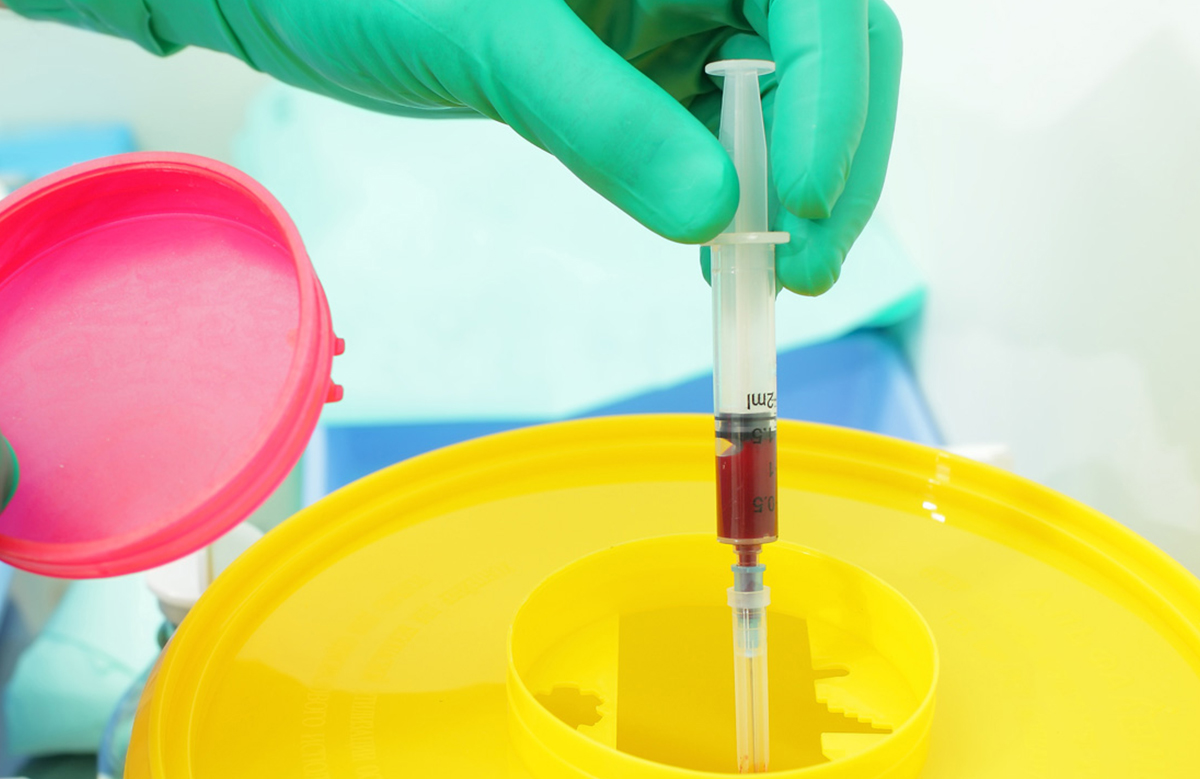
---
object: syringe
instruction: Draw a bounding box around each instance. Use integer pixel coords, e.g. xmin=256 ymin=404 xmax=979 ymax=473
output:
xmin=705 ymin=58 xmax=788 ymax=774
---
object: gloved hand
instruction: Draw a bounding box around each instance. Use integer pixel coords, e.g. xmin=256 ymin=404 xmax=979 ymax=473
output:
xmin=7 ymin=0 xmax=901 ymax=294
xmin=0 ymin=427 xmax=16 ymax=513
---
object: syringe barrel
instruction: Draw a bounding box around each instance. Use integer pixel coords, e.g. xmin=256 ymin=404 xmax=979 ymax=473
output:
xmin=713 ymin=240 xmax=778 ymax=548
xmin=711 ymin=242 xmax=777 ymax=417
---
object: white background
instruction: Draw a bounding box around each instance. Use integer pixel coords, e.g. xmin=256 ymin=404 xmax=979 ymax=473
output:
xmin=882 ymin=0 xmax=1200 ymax=572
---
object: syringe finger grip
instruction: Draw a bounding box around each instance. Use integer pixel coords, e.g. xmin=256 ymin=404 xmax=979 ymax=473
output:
xmin=727 ymin=586 xmax=771 ymax=610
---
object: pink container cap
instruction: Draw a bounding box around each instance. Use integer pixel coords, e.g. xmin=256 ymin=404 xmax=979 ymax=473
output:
xmin=0 ymin=153 xmax=343 ymax=578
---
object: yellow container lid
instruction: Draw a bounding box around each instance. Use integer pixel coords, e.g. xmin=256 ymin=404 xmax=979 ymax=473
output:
xmin=128 ymin=416 xmax=1200 ymax=778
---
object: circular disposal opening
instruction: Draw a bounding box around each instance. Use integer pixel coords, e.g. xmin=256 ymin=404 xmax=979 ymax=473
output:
xmin=508 ymin=534 xmax=937 ymax=779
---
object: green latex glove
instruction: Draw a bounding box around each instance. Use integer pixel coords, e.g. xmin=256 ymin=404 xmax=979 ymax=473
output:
xmin=1 ymin=426 xmax=16 ymax=512
xmin=8 ymin=0 xmax=901 ymax=294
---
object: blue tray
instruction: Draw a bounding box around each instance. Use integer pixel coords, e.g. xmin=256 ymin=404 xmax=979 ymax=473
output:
xmin=318 ymin=328 xmax=939 ymax=495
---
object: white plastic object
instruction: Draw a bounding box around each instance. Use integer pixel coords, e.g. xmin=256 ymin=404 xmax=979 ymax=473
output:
xmin=731 ymin=603 xmax=769 ymax=773
xmin=729 ymin=562 xmax=771 ymax=773
xmin=144 ymin=522 xmax=263 ymax=626
xmin=728 ymin=578 xmax=772 ymax=772
xmin=705 ymin=59 xmax=788 ymax=421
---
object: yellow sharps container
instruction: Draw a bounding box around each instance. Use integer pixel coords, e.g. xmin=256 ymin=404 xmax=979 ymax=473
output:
xmin=126 ymin=416 xmax=1200 ymax=778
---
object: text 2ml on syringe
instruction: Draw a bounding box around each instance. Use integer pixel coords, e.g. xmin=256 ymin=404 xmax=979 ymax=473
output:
xmin=706 ymin=58 xmax=789 ymax=774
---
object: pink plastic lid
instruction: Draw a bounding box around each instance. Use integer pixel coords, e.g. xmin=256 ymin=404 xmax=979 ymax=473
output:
xmin=0 ymin=153 xmax=342 ymax=578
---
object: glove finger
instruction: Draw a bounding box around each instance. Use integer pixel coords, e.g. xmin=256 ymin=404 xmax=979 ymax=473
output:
xmin=466 ymin=0 xmax=740 ymax=243
xmin=774 ymin=0 xmax=902 ymax=295
xmin=755 ymin=0 xmax=871 ymax=219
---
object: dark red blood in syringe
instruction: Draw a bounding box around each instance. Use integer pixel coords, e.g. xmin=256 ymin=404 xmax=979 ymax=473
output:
xmin=716 ymin=418 xmax=778 ymax=548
